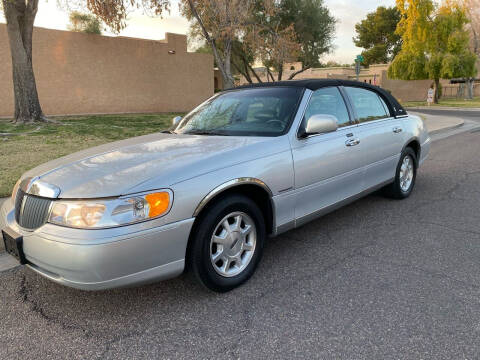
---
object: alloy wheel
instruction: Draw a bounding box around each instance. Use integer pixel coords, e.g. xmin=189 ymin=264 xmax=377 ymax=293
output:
xmin=209 ymin=211 xmax=257 ymax=277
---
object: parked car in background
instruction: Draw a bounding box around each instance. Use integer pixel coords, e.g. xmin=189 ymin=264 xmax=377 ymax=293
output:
xmin=1 ymin=79 xmax=430 ymax=292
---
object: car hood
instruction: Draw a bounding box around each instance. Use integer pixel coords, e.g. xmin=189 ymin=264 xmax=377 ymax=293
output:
xmin=23 ymin=133 xmax=285 ymax=198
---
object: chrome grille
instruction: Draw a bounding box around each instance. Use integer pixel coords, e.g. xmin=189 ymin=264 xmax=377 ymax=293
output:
xmin=14 ymin=189 xmax=25 ymax=223
xmin=15 ymin=190 xmax=52 ymax=230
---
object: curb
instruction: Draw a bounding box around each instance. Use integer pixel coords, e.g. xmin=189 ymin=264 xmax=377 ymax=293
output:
xmin=406 ymin=106 xmax=480 ymax=112
xmin=409 ymin=111 xmax=465 ymax=136
xmin=429 ymin=119 xmax=465 ymax=135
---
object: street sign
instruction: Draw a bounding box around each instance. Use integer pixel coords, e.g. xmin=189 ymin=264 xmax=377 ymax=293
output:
xmin=354 ymin=55 xmax=364 ymax=81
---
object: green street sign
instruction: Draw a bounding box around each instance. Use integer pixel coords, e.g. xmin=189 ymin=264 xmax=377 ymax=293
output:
xmin=356 ymin=55 xmax=364 ymax=63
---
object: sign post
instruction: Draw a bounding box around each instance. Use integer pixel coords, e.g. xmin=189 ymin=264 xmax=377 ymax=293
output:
xmin=355 ymin=55 xmax=364 ymax=82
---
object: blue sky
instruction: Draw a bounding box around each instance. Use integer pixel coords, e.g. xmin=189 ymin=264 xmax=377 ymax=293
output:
xmin=1 ymin=0 xmax=396 ymax=64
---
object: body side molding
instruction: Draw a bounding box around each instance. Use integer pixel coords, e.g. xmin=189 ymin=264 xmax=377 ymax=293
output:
xmin=193 ymin=178 xmax=274 ymax=218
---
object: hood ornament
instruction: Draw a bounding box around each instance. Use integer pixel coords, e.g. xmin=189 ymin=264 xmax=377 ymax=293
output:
xmin=20 ymin=177 xmax=61 ymax=198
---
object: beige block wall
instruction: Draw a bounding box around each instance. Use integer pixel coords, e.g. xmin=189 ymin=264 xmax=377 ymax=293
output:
xmin=381 ymin=77 xmax=433 ymax=103
xmin=0 ymin=25 xmax=214 ymax=116
xmin=380 ymin=69 xmax=480 ymax=102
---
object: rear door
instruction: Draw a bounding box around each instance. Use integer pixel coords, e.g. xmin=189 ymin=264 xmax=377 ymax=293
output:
xmin=291 ymin=87 xmax=364 ymax=225
xmin=343 ymin=86 xmax=404 ymax=189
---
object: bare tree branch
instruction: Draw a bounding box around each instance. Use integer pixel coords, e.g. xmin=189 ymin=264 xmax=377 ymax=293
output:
xmin=288 ymin=66 xmax=311 ymax=80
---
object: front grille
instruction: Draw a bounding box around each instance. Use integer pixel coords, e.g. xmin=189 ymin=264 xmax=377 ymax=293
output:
xmin=14 ymin=190 xmax=52 ymax=230
xmin=14 ymin=189 xmax=25 ymax=222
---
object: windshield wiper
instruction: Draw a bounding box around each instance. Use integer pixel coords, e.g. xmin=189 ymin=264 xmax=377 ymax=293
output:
xmin=185 ymin=130 xmax=230 ymax=136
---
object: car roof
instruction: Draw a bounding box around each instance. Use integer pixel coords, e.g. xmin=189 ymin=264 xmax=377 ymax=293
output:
xmin=234 ymin=79 xmax=407 ymax=117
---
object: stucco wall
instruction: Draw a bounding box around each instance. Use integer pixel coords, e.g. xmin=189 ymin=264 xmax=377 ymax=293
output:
xmin=380 ymin=72 xmax=434 ymax=103
xmin=0 ymin=25 xmax=213 ymax=116
xmin=380 ymin=70 xmax=480 ymax=102
xmin=236 ymin=62 xmax=479 ymax=102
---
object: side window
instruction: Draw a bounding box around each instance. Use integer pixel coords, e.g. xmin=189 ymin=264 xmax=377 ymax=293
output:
xmin=344 ymin=87 xmax=389 ymax=123
xmin=378 ymin=96 xmax=391 ymax=117
xmin=304 ymin=87 xmax=351 ymax=128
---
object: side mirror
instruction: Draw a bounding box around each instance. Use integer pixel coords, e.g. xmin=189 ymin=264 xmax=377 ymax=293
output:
xmin=302 ymin=114 xmax=338 ymax=137
xmin=172 ymin=116 xmax=182 ymax=127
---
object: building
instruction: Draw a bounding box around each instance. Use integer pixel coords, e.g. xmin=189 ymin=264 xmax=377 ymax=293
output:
xmin=0 ymin=25 xmax=214 ymax=117
xmin=236 ymin=62 xmax=480 ymax=102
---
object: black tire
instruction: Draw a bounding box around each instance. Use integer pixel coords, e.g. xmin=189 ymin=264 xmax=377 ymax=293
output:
xmin=189 ymin=194 xmax=266 ymax=292
xmin=383 ymin=147 xmax=417 ymax=199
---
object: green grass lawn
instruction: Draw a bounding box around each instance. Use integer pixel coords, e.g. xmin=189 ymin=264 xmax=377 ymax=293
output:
xmin=0 ymin=113 xmax=181 ymax=198
xmin=402 ymin=97 xmax=480 ymax=108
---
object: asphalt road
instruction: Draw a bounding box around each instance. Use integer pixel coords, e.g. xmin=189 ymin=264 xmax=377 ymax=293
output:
xmin=1 ymin=124 xmax=480 ymax=359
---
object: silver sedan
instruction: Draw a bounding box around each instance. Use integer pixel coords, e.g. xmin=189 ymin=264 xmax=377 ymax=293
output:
xmin=1 ymin=79 xmax=430 ymax=292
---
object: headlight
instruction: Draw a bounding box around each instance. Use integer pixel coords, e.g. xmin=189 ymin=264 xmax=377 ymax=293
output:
xmin=48 ymin=190 xmax=172 ymax=229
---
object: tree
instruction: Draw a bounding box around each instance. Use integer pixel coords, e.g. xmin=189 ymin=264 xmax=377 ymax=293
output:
xmin=68 ymin=11 xmax=102 ymax=34
xmin=353 ymin=6 xmax=402 ymax=66
xmin=388 ymin=0 xmax=477 ymax=102
xmin=0 ymin=0 xmax=170 ymax=124
xmin=462 ymin=0 xmax=480 ymax=56
xmin=1 ymin=0 xmax=46 ymax=123
xmin=181 ymin=0 xmax=254 ymax=89
xmin=246 ymin=0 xmax=300 ymax=81
xmin=195 ymin=39 xmax=262 ymax=84
xmin=188 ymin=0 xmax=335 ymax=84
xmin=323 ymin=61 xmax=354 ymax=68
xmin=278 ymin=0 xmax=336 ymax=79
xmin=230 ymin=40 xmax=263 ymax=83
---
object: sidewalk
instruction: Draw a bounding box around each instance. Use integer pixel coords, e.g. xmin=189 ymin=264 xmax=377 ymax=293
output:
xmin=407 ymin=106 xmax=480 ymax=112
xmin=409 ymin=111 xmax=464 ymax=135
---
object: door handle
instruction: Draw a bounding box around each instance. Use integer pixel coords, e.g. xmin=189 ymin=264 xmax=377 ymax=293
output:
xmin=393 ymin=127 xmax=403 ymax=133
xmin=345 ymin=138 xmax=360 ymax=147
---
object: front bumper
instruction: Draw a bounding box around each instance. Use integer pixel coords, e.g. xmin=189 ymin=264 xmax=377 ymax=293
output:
xmin=1 ymin=198 xmax=194 ymax=290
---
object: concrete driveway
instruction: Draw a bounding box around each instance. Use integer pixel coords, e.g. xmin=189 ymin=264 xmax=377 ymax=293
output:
xmin=0 ymin=123 xmax=480 ymax=358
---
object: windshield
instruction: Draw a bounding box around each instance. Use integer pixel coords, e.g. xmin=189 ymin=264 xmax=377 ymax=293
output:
xmin=174 ymin=87 xmax=304 ymax=137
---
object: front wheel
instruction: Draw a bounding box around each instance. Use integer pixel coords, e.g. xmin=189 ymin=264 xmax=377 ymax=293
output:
xmin=189 ymin=195 xmax=265 ymax=292
xmin=383 ymin=147 xmax=417 ymax=199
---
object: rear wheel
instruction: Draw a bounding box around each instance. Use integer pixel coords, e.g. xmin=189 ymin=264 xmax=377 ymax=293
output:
xmin=189 ymin=195 xmax=265 ymax=292
xmin=383 ymin=147 xmax=417 ymax=199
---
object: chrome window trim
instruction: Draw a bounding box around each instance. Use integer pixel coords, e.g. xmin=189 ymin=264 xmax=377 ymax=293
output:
xmin=356 ymin=116 xmax=396 ymax=128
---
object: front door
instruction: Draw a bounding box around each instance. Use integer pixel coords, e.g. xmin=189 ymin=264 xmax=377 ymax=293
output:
xmin=291 ymin=86 xmax=364 ymax=225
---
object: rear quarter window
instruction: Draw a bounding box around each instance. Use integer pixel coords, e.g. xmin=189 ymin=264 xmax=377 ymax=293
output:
xmin=345 ymin=87 xmax=389 ymax=123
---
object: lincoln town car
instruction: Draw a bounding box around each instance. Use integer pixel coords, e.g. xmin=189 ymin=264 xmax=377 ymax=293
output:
xmin=1 ymin=80 xmax=430 ymax=292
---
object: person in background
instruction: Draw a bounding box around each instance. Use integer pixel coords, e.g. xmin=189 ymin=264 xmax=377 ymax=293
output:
xmin=427 ymin=84 xmax=435 ymax=106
